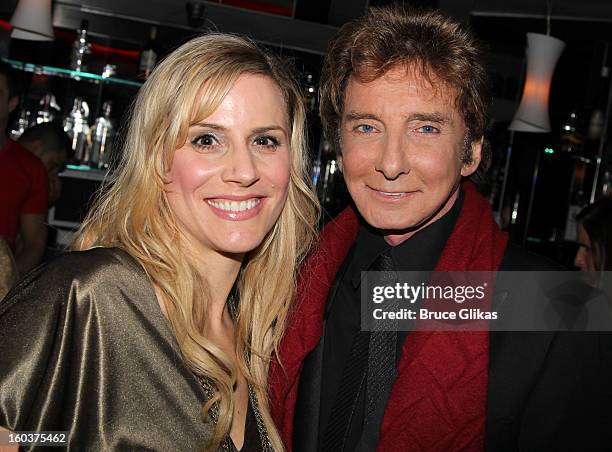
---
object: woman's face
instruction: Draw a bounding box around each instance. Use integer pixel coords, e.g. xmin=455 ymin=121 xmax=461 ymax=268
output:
xmin=165 ymin=74 xmax=291 ymax=257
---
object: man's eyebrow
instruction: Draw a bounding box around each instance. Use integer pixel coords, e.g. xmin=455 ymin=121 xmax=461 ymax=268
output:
xmin=406 ymin=112 xmax=450 ymax=123
xmin=344 ymin=111 xmax=382 ymax=122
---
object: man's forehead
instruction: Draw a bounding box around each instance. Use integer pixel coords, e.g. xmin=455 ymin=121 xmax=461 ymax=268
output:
xmin=350 ymin=64 xmax=457 ymax=98
xmin=344 ymin=66 xmax=461 ymax=117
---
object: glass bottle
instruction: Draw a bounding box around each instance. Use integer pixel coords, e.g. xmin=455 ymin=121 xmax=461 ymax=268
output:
xmin=35 ymin=93 xmax=61 ymax=124
xmin=70 ymin=20 xmax=91 ymax=72
xmin=139 ymin=26 xmax=158 ymax=79
xmin=89 ymin=101 xmax=115 ymax=169
xmin=9 ymin=108 xmax=31 ymax=139
xmin=560 ymin=110 xmax=584 ymax=154
xmin=63 ymin=97 xmax=90 ymax=164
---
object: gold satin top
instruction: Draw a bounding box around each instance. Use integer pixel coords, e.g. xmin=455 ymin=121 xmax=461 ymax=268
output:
xmin=0 ymin=248 xmax=217 ymax=451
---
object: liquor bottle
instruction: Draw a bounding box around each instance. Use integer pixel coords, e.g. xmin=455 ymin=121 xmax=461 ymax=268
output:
xmin=559 ymin=110 xmax=583 ymax=154
xmin=9 ymin=108 xmax=31 ymax=139
xmin=139 ymin=26 xmax=158 ymax=79
xmin=303 ymin=72 xmax=317 ymax=113
xmin=88 ymin=101 xmax=115 ymax=169
xmin=35 ymin=93 xmax=61 ymax=124
xmin=70 ymin=20 xmax=91 ymax=72
xmin=63 ymin=97 xmax=90 ymax=164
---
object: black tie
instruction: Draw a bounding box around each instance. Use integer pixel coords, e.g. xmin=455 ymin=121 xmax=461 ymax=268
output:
xmin=359 ymin=251 xmax=398 ymax=450
xmin=321 ymin=250 xmax=397 ymax=452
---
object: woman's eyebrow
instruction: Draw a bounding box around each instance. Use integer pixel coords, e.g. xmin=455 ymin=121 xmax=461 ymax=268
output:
xmin=190 ymin=122 xmax=227 ymax=131
xmin=251 ymin=125 xmax=287 ymax=135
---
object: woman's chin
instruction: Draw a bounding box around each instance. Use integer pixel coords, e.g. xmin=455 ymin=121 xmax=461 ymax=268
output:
xmin=213 ymin=235 xmax=269 ymax=256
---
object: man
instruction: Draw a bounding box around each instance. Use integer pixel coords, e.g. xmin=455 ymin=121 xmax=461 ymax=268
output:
xmin=18 ymin=122 xmax=70 ymax=206
xmin=269 ymin=6 xmax=612 ymax=451
xmin=0 ymin=62 xmax=48 ymax=275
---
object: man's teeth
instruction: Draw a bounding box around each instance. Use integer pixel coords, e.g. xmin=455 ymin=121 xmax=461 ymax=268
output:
xmin=207 ymin=198 xmax=261 ymax=212
xmin=381 ymin=192 xmax=403 ymax=196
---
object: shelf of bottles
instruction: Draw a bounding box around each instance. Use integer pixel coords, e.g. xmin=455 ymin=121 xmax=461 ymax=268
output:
xmin=1 ymin=57 xmax=143 ymax=88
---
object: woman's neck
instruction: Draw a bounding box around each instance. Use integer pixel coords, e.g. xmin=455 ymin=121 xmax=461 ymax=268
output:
xmin=194 ymin=249 xmax=243 ymax=327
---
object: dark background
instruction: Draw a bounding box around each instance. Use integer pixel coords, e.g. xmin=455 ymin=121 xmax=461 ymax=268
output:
xmin=3 ymin=0 xmax=612 ymax=265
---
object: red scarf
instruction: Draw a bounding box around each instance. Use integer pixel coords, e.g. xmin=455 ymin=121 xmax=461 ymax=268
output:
xmin=269 ymin=182 xmax=508 ymax=451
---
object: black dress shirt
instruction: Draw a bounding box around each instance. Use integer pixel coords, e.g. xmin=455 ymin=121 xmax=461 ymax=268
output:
xmin=318 ymin=191 xmax=463 ymax=450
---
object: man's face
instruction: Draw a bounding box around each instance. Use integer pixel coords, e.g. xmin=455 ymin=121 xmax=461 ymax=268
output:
xmin=339 ymin=65 xmax=481 ymax=244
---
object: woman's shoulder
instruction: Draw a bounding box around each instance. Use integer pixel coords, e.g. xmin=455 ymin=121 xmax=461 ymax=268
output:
xmin=28 ymin=247 xmax=148 ymax=291
xmin=43 ymin=247 xmax=144 ymax=279
xmin=1 ymin=247 xmax=150 ymax=315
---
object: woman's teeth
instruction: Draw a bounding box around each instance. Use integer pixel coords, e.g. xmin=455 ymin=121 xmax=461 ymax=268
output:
xmin=207 ymin=198 xmax=261 ymax=212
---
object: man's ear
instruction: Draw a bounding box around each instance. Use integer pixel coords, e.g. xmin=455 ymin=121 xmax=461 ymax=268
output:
xmin=8 ymin=96 xmax=18 ymax=115
xmin=461 ymin=137 xmax=483 ymax=177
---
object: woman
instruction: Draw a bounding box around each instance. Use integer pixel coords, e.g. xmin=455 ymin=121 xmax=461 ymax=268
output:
xmin=575 ymin=197 xmax=612 ymax=286
xmin=0 ymin=34 xmax=318 ymax=451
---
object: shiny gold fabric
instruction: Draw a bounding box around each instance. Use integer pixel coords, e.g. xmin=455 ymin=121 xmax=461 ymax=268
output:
xmin=0 ymin=248 xmax=215 ymax=451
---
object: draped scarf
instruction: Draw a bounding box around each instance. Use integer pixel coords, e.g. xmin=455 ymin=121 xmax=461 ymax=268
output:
xmin=269 ymin=181 xmax=508 ymax=451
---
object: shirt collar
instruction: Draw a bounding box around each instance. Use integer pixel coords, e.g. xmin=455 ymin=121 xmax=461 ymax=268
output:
xmin=348 ymin=189 xmax=464 ymax=288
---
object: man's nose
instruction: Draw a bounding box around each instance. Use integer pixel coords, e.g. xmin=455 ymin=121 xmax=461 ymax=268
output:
xmin=375 ymin=134 xmax=410 ymax=180
xmin=222 ymin=145 xmax=260 ymax=186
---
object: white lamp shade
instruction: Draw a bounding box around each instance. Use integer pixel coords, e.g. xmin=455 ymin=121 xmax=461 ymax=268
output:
xmin=10 ymin=0 xmax=54 ymax=41
xmin=509 ymin=33 xmax=565 ymax=133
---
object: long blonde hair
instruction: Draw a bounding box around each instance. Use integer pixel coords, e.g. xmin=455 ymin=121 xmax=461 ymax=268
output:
xmin=72 ymin=33 xmax=319 ymax=450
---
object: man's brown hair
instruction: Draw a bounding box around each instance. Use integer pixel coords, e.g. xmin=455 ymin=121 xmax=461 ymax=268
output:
xmin=319 ymin=5 xmax=491 ymax=183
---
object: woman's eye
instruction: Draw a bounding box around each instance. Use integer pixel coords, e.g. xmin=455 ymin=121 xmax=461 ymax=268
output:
xmin=417 ymin=125 xmax=439 ymax=134
xmin=253 ymin=135 xmax=280 ymax=148
xmin=354 ymin=124 xmax=376 ymax=134
xmin=192 ymin=134 xmax=218 ymax=148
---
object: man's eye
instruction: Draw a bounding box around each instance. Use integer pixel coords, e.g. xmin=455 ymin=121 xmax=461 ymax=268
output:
xmin=354 ymin=124 xmax=376 ymax=134
xmin=418 ymin=125 xmax=439 ymax=134
xmin=192 ymin=134 xmax=218 ymax=148
xmin=253 ymin=135 xmax=280 ymax=148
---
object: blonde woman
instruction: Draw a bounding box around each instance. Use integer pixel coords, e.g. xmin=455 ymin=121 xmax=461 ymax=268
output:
xmin=0 ymin=34 xmax=318 ymax=451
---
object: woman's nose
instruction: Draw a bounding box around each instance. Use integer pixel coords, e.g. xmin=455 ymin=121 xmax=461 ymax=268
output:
xmin=222 ymin=145 xmax=260 ymax=186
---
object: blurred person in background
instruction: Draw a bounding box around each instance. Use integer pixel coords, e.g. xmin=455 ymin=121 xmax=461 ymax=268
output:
xmin=575 ymin=197 xmax=612 ymax=287
xmin=18 ymin=122 xmax=70 ymax=206
xmin=0 ymin=62 xmax=48 ymax=276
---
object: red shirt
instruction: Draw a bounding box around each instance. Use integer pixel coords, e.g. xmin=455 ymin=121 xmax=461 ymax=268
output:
xmin=0 ymin=139 xmax=48 ymax=250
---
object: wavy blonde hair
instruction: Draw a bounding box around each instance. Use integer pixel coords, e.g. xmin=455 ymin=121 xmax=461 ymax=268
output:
xmin=72 ymin=33 xmax=319 ymax=451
